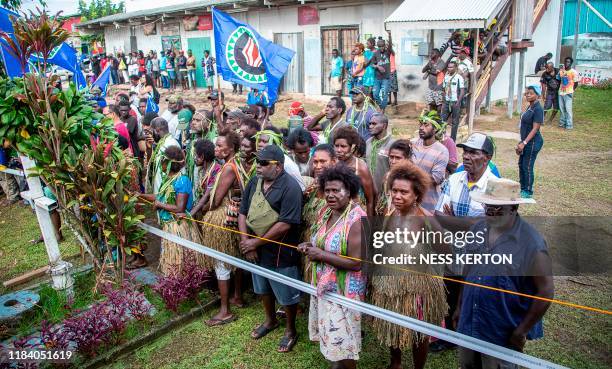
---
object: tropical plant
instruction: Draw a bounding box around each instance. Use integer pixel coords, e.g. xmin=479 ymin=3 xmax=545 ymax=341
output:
xmin=77 ymin=0 xmax=125 ymax=22
xmin=0 ymin=7 xmax=145 ymax=285
xmin=152 ymin=260 xmax=212 ymax=312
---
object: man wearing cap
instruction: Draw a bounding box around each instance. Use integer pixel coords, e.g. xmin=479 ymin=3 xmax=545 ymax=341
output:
xmin=225 ymin=109 xmax=246 ymax=135
xmin=161 ymin=95 xmax=184 ymax=143
xmin=255 ymin=129 xmax=306 ymax=191
xmin=238 ymin=145 xmax=302 ymax=353
xmin=454 ymin=177 xmax=553 ymax=368
xmin=345 ymin=86 xmax=377 ymax=141
xmin=432 ymin=132 xmax=496 ymax=353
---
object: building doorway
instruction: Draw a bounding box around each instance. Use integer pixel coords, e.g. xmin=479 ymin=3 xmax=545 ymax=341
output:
xmin=321 ymin=26 xmax=359 ymax=95
xmin=187 ymin=37 xmax=212 ymax=88
xmin=274 ymin=32 xmax=304 ymax=93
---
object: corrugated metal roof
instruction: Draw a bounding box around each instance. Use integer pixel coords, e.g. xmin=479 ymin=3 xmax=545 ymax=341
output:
xmin=77 ymin=0 xmax=252 ymax=27
xmin=386 ymin=0 xmax=508 ymax=24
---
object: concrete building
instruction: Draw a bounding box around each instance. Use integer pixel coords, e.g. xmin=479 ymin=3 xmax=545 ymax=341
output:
xmin=77 ymin=0 xmax=563 ymax=112
xmin=77 ymin=0 xmax=402 ymax=94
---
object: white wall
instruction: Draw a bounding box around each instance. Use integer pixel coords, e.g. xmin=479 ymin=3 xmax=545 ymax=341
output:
xmin=101 ymin=0 xmax=403 ymax=94
xmin=490 ymin=0 xmax=561 ymax=101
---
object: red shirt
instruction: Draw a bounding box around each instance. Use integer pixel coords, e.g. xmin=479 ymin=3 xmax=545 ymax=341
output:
xmin=138 ymin=58 xmax=146 ymax=72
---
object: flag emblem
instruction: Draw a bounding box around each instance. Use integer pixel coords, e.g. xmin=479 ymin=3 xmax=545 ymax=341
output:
xmin=226 ymin=26 xmax=267 ymax=84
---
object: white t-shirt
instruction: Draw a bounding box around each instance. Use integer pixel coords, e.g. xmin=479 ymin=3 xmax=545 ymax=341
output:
xmin=153 ymin=136 xmax=181 ymax=194
xmin=283 ymin=155 xmax=305 ymax=191
xmin=161 ymin=110 xmax=180 ymax=142
xmin=443 ymin=73 xmax=465 ymax=102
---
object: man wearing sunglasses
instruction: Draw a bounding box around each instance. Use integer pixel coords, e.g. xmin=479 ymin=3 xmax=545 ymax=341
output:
xmin=455 ymin=177 xmax=553 ymax=368
xmin=238 ymin=145 xmax=303 ymax=353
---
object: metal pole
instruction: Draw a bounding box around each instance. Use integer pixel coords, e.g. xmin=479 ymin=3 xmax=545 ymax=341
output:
xmin=468 ymin=28 xmax=479 ymax=134
xmin=516 ymin=50 xmax=525 ymax=114
xmin=507 ymin=52 xmax=516 ymax=118
xmin=572 ymin=0 xmax=581 ymax=63
xmin=556 ymin=0 xmax=566 ymax=64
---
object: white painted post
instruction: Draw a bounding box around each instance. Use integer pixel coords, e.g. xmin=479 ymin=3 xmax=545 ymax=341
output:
xmin=19 ymin=155 xmax=74 ymax=296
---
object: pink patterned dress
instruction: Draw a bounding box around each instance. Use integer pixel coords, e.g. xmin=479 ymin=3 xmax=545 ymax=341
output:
xmin=308 ymin=204 xmax=367 ymax=362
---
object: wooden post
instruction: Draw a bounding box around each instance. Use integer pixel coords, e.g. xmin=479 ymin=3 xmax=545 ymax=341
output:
xmin=516 ymin=50 xmax=525 ymax=114
xmin=572 ymin=0 xmax=581 ymax=63
xmin=507 ymin=52 xmax=516 ymax=118
xmin=556 ymin=0 xmax=565 ymax=64
xmin=467 ymin=28 xmax=479 ymax=135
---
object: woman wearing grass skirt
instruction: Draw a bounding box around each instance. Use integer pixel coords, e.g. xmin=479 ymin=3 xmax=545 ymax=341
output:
xmin=138 ymin=146 xmax=202 ymax=276
xmin=370 ymin=163 xmax=447 ymax=369
xmin=298 ymin=165 xmax=367 ymax=369
xmin=191 ymin=130 xmax=243 ymax=326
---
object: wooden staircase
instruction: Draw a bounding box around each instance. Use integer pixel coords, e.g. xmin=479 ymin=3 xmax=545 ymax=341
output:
xmin=473 ymin=0 xmax=552 ymax=109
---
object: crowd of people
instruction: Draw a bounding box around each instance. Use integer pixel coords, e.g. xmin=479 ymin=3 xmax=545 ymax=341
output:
xmin=79 ymin=65 xmax=555 ymax=368
xmin=0 ymin=29 xmax=564 ymax=369
xmin=89 ymin=47 xmax=216 ymax=92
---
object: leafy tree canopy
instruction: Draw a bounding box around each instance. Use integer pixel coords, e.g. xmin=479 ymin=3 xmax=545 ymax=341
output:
xmin=78 ymin=0 xmax=124 ymax=21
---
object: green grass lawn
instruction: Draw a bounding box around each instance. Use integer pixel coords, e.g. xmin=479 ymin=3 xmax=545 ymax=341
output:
xmin=0 ymin=202 xmax=80 ymax=295
xmin=1 ymin=88 xmax=610 ymax=368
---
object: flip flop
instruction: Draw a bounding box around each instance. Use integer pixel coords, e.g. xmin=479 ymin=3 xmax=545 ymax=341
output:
xmin=205 ymin=314 xmax=237 ymax=327
xmin=251 ymin=322 xmax=280 ymax=340
xmin=277 ymin=333 xmax=298 ymax=353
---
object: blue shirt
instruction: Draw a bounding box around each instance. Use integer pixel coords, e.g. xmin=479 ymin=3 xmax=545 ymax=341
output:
xmin=157 ymin=175 xmax=194 ymax=223
xmin=520 ymin=101 xmax=544 ymax=142
xmin=458 ymin=216 xmax=548 ymax=347
xmin=160 ymin=56 xmax=167 ymax=70
xmin=331 ymin=56 xmax=344 ymax=77
xmin=247 ymin=91 xmax=268 ymax=107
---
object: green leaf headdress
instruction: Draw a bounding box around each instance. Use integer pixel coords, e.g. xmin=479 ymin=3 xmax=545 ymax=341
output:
xmin=254 ymin=129 xmax=286 ymax=153
xmin=418 ymin=109 xmax=447 ymax=141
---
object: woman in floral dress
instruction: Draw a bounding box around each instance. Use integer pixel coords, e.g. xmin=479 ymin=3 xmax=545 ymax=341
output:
xmin=298 ymin=165 xmax=366 ymax=369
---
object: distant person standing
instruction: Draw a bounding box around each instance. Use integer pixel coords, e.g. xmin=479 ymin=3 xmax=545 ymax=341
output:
xmin=516 ymin=85 xmax=544 ymax=199
xmin=166 ymin=50 xmax=177 ymax=91
xmin=177 ymin=50 xmax=188 ymax=90
xmin=422 ymin=48 xmax=446 ymax=114
xmin=534 ymin=52 xmax=552 ymax=74
xmin=441 ymin=61 xmax=465 ymax=141
xmin=557 ymin=57 xmax=579 ymax=130
xmin=540 ymin=62 xmax=560 ymax=123
xmin=151 ymin=52 xmax=160 ymax=88
xmin=367 ymin=37 xmax=392 ymax=112
xmin=186 ymin=49 xmax=197 ymax=90
xmin=329 ymin=49 xmax=344 ymax=97
xmin=202 ymin=50 xmax=216 ymax=93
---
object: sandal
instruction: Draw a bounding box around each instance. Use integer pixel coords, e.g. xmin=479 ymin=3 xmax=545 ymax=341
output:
xmin=205 ymin=314 xmax=237 ymax=327
xmin=277 ymin=333 xmax=298 ymax=353
xmin=251 ymin=322 xmax=279 ymax=339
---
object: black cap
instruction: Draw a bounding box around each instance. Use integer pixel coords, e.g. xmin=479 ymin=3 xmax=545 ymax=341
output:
xmin=255 ymin=145 xmax=285 ymax=164
xmin=207 ymin=91 xmax=225 ymax=100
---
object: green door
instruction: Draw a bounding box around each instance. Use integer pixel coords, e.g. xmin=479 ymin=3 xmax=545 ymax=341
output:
xmin=187 ymin=37 xmax=212 ymax=88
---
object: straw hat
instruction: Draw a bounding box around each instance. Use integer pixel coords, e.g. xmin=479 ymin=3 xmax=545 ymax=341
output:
xmin=471 ymin=177 xmax=536 ymax=205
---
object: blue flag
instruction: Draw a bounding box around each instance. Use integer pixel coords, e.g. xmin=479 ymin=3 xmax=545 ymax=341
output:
xmin=212 ymin=8 xmax=294 ymax=106
xmin=30 ymin=43 xmax=87 ymax=90
xmin=0 ymin=8 xmax=87 ymax=90
xmin=0 ymin=7 xmax=25 ymax=78
xmin=146 ymin=95 xmax=159 ymax=113
xmin=91 ymin=64 xmax=111 ymax=97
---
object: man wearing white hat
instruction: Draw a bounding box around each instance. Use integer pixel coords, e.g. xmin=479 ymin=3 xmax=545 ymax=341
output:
xmin=454 ymin=177 xmax=554 ymax=368
xmin=431 ymin=132 xmax=497 ymax=353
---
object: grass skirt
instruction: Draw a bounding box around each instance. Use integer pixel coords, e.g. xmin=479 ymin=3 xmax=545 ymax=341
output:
xmin=301 ymin=195 xmax=327 ymax=282
xmin=199 ymin=196 xmax=241 ymax=270
xmin=369 ymin=275 xmax=447 ymax=349
xmin=159 ymin=220 xmax=206 ymax=276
